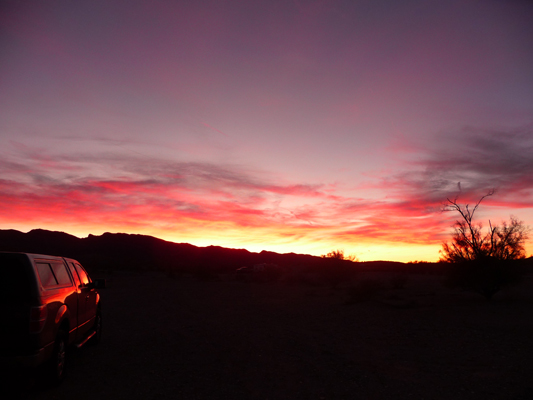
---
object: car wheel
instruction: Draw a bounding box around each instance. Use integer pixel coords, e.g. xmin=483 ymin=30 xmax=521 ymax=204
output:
xmin=45 ymin=330 xmax=67 ymax=385
xmin=89 ymin=310 xmax=102 ymax=345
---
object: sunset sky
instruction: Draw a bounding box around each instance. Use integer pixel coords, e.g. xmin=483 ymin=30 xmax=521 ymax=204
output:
xmin=1 ymin=0 xmax=532 ymax=262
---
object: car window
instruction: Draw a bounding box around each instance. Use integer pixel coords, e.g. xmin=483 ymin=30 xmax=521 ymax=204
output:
xmin=50 ymin=261 xmax=72 ymax=286
xmin=73 ymin=263 xmax=90 ymax=286
xmin=36 ymin=262 xmax=58 ymax=288
xmin=68 ymin=262 xmax=81 ymax=286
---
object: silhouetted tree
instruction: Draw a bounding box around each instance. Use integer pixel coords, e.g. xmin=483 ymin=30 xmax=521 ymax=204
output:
xmin=321 ymin=249 xmax=359 ymax=262
xmin=441 ymin=190 xmax=528 ymax=262
xmin=320 ymin=249 xmax=358 ymax=288
xmin=440 ymin=190 xmax=529 ymax=299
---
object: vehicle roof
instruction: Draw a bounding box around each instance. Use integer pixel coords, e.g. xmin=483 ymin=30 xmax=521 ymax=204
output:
xmin=0 ymin=251 xmax=75 ymax=262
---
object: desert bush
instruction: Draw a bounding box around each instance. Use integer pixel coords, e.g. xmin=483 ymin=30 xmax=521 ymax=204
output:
xmin=441 ymin=191 xmax=529 ymax=299
xmin=441 ymin=192 xmax=529 ymax=262
xmin=321 ymin=249 xmax=358 ymax=262
xmin=320 ymin=250 xmax=358 ymax=288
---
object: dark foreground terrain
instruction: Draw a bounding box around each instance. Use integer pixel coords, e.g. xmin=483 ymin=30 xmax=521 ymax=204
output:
xmin=7 ymin=270 xmax=533 ymax=400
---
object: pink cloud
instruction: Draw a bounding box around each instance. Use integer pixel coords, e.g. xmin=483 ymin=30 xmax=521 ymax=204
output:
xmin=2 ymin=125 xmax=532 ymax=258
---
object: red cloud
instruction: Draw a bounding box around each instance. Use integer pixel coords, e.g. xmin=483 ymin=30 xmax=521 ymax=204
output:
xmin=2 ymin=130 xmax=532 ymax=261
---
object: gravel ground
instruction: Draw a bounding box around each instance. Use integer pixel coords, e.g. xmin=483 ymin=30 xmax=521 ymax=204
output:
xmin=7 ymin=271 xmax=533 ymax=400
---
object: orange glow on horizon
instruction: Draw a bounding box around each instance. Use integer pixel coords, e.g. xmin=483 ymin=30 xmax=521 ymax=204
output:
xmin=2 ymin=174 xmax=532 ymax=263
xmin=0 ymin=217 xmax=463 ymax=263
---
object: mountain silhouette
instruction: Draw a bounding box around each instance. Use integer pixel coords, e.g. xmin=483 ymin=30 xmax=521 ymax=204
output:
xmin=0 ymin=229 xmax=334 ymax=274
xmin=5 ymin=228 xmax=509 ymax=275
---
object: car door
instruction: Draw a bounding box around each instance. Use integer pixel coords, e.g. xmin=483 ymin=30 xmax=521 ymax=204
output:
xmin=67 ymin=261 xmax=84 ymax=335
xmin=70 ymin=262 xmax=97 ymax=335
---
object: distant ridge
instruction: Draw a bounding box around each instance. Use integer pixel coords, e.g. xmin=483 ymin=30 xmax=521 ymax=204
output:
xmin=0 ymin=229 xmax=453 ymax=274
xmin=0 ymin=229 xmax=326 ymax=273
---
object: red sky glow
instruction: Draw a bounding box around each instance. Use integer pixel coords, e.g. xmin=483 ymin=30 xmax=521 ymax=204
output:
xmin=1 ymin=0 xmax=532 ymax=261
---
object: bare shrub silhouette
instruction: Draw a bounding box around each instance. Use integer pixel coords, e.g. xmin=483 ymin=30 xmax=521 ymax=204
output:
xmin=440 ymin=190 xmax=529 ymax=299
xmin=320 ymin=249 xmax=358 ymax=288
xmin=321 ymin=249 xmax=359 ymax=262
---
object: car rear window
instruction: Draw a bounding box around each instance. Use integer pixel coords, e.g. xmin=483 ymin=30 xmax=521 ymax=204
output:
xmin=0 ymin=253 xmax=33 ymax=301
xmin=36 ymin=263 xmax=57 ymax=288
xmin=50 ymin=261 xmax=72 ymax=285
xmin=36 ymin=260 xmax=72 ymax=288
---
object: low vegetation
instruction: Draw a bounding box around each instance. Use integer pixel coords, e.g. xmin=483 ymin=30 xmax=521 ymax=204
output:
xmin=440 ymin=191 xmax=530 ymax=300
xmin=320 ymin=249 xmax=359 ymax=288
xmin=321 ymin=249 xmax=359 ymax=262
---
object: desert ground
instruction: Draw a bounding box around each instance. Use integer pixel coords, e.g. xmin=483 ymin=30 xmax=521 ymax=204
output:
xmin=8 ymin=269 xmax=533 ymax=400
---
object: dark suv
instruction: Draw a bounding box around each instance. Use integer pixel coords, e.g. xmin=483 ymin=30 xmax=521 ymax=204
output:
xmin=0 ymin=252 xmax=105 ymax=384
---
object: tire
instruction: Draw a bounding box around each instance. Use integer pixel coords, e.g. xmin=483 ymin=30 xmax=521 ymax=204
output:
xmin=44 ymin=330 xmax=67 ymax=386
xmin=89 ymin=310 xmax=102 ymax=345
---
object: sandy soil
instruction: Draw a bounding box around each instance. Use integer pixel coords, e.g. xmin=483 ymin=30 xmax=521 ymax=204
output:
xmin=9 ymin=270 xmax=533 ymax=400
